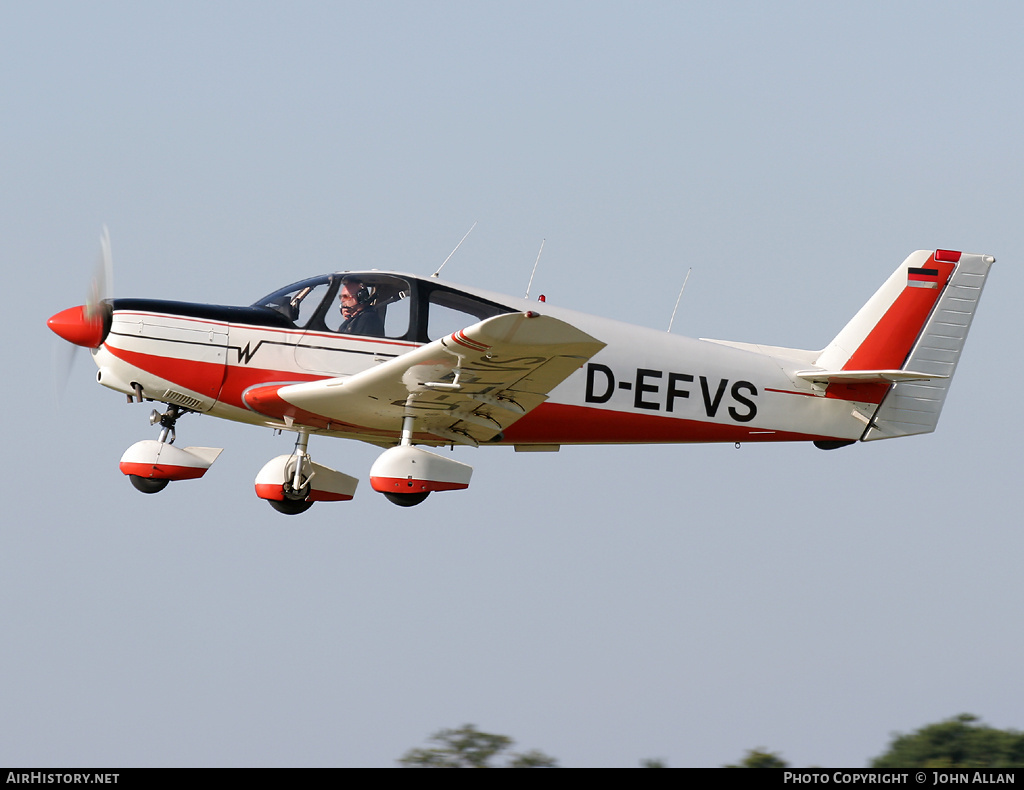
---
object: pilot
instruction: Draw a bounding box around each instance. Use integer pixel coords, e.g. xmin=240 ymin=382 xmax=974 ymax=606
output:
xmin=338 ymin=278 xmax=385 ymax=337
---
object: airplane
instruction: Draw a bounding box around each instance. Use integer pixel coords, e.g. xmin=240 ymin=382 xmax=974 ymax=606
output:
xmin=47 ymin=235 xmax=994 ymax=513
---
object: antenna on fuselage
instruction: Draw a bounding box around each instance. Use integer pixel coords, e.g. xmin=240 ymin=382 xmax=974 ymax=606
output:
xmin=667 ymin=267 xmax=692 ymax=333
xmin=432 ymin=221 xmax=477 ymax=278
xmin=525 ymin=239 xmax=545 ymax=299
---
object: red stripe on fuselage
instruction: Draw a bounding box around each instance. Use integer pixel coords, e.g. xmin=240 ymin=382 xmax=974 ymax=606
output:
xmin=106 ymin=345 xmax=232 ymax=400
xmin=500 ymin=402 xmax=839 ymax=444
xmin=105 ymin=344 xmax=330 ymax=415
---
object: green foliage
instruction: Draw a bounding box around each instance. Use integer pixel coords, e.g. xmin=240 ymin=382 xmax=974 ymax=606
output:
xmin=400 ymin=714 xmax=1024 ymax=768
xmin=507 ymin=749 xmax=560 ymax=769
xmin=871 ymin=714 xmax=1024 ymax=769
xmin=723 ymin=748 xmax=790 ymax=768
xmin=398 ymin=724 xmax=558 ymax=768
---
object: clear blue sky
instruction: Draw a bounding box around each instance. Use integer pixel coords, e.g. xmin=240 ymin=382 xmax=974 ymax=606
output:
xmin=3 ymin=1 xmax=1021 ymax=767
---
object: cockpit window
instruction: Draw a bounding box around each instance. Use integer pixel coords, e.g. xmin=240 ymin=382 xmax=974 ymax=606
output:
xmin=253 ymin=274 xmax=413 ymax=339
xmin=323 ymin=274 xmax=412 ymax=340
xmin=255 ymin=274 xmax=513 ymax=343
xmin=426 ymin=288 xmax=510 ymax=341
xmin=252 ymin=276 xmax=333 ymax=328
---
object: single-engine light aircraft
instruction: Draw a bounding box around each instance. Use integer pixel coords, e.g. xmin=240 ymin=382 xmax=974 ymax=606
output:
xmin=48 ymin=238 xmax=993 ymax=513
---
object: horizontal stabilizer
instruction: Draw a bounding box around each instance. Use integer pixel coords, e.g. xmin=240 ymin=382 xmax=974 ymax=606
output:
xmin=795 ymin=369 xmax=948 ymax=386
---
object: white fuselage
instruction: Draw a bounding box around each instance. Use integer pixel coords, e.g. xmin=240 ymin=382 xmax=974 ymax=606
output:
xmin=92 ymin=273 xmax=868 ymax=447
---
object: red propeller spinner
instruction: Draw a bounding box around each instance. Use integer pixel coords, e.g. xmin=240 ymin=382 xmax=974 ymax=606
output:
xmin=47 ymin=304 xmax=109 ymax=348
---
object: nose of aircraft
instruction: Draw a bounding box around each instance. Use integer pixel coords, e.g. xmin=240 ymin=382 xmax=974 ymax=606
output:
xmin=47 ymin=305 xmax=109 ymax=348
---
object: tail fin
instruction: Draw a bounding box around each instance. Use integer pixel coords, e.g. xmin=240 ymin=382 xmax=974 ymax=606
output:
xmin=810 ymin=249 xmax=993 ymax=439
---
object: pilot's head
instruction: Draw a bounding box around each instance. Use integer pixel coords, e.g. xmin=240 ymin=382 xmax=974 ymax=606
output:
xmin=339 ymin=279 xmax=370 ymax=314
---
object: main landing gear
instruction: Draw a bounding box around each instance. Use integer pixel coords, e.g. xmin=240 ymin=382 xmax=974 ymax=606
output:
xmin=119 ymin=404 xmax=223 ymax=493
xmin=254 ymin=413 xmax=475 ymax=513
xmin=368 ymin=414 xmax=473 ymax=507
xmin=254 ymin=430 xmax=359 ymax=515
xmin=120 ymin=406 xmax=475 ymax=512
xmin=268 ymin=435 xmax=315 ymax=514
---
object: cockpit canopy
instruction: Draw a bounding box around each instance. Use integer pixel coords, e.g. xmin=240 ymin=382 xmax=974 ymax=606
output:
xmin=252 ymin=272 xmax=513 ymax=343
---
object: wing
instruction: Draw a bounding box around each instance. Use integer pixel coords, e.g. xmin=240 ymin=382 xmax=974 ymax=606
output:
xmin=244 ymin=311 xmax=605 ymax=445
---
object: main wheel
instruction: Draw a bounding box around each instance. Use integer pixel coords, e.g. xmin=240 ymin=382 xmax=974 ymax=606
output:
xmin=267 ymin=497 xmax=314 ymax=515
xmin=383 ymin=491 xmax=430 ymax=507
xmin=129 ymin=475 xmax=169 ymax=494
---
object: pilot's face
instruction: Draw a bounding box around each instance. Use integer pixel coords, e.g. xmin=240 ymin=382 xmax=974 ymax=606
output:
xmin=339 ymin=283 xmax=362 ymax=313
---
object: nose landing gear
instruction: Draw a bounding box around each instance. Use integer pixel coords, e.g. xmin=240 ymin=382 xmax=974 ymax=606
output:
xmin=119 ymin=404 xmax=223 ymax=493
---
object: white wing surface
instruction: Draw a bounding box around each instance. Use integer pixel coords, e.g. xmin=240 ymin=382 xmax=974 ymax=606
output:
xmin=258 ymin=312 xmax=605 ymax=445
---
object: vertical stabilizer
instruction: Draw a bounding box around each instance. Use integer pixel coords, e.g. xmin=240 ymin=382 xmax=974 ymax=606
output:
xmin=816 ymin=250 xmax=962 ymax=373
xmin=861 ymin=251 xmax=993 ymax=439
xmin=812 ymin=249 xmax=993 ymax=440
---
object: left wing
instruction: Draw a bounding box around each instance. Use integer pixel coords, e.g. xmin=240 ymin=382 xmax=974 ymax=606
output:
xmin=244 ymin=311 xmax=605 ymax=445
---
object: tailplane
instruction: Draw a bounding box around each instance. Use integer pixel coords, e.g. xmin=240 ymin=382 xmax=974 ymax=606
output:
xmin=809 ymin=249 xmax=994 ymax=439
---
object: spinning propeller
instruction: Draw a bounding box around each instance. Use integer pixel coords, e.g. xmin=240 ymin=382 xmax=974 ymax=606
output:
xmin=49 ymin=227 xmax=116 ymax=403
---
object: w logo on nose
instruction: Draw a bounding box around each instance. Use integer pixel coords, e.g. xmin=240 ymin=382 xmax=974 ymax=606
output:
xmin=236 ymin=342 xmax=263 ymax=365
